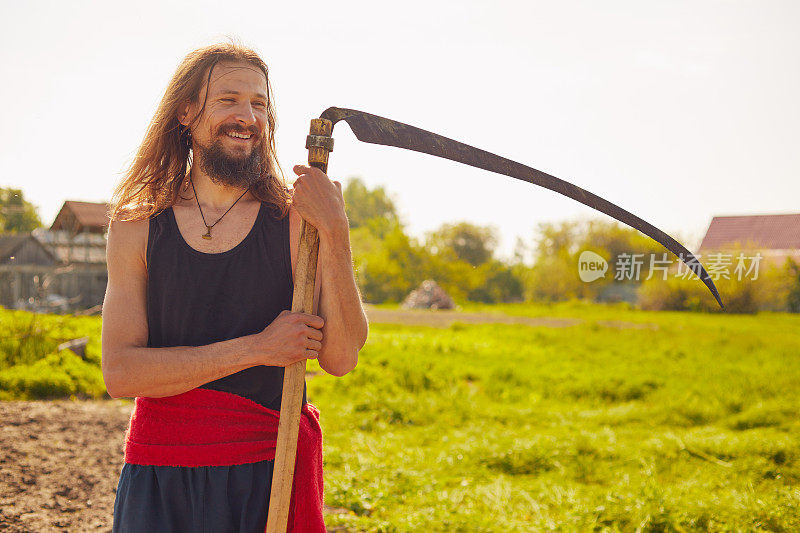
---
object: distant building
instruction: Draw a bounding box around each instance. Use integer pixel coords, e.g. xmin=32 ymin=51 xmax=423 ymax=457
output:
xmin=50 ymin=200 xmax=110 ymax=234
xmin=0 ymin=233 xmax=57 ymax=266
xmin=0 ymin=200 xmax=109 ymax=312
xmin=34 ymin=228 xmax=107 ymax=266
xmin=699 ymin=213 xmax=800 ymax=268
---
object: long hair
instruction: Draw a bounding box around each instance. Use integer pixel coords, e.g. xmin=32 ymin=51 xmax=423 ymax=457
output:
xmin=109 ymin=41 xmax=289 ymax=222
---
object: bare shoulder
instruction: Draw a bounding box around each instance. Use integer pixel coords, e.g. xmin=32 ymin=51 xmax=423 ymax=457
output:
xmin=106 ymin=216 xmax=149 ymax=272
xmin=102 ymin=215 xmax=150 ymax=364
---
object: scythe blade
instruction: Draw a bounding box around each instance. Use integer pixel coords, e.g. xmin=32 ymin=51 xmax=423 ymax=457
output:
xmin=319 ymin=106 xmax=724 ymax=309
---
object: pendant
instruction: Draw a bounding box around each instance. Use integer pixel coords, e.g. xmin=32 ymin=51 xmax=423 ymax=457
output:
xmin=202 ymin=226 xmax=212 ymax=240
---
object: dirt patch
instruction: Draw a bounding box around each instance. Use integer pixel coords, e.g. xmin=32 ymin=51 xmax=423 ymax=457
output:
xmin=0 ymin=400 xmax=132 ymax=532
xmin=0 ymin=400 xmax=353 ymax=532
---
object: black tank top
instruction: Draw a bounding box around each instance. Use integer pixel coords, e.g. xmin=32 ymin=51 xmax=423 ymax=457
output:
xmin=145 ymin=201 xmax=305 ymax=411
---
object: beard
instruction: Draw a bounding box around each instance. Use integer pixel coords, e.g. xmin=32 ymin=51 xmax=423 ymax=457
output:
xmin=193 ymin=128 xmax=267 ymax=189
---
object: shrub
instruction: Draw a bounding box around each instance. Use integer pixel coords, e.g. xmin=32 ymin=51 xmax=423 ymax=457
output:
xmin=638 ymin=257 xmax=795 ymax=313
xmin=0 ymin=350 xmax=106 ymax=399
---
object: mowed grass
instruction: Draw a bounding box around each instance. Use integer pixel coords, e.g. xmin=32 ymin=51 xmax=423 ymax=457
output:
xmin=307 ymin=304 xmax=800 ymax=532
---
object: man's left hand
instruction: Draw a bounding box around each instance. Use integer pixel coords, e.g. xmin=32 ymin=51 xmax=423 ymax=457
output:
xmin=291 ymin=165 xmax=348 ymax=239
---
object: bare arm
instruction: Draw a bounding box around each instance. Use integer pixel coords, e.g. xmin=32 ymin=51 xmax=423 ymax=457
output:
xmin=101 ymin=217 xmax=323 ymax=399
xmin=289 ymin=181 xmax=368 ymax=378
xmin=315 ymin=222 xmax=368 ymax=377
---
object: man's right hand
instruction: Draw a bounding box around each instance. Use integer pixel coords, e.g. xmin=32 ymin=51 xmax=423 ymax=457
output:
xmin=250 ymin=310 xmax=325 ymax=367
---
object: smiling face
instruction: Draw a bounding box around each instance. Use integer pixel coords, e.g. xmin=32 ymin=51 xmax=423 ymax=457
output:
xmin=179 ymin=60 xmax=270 ymax=188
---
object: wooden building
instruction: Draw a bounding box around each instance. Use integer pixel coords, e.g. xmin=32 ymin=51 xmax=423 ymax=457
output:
xmin=0 ymin=234 xmax=58 ymax=307
xmin=0 ymin=201 xmax=109 ymax=312
xmin=50 ymin=200 xmax=110 ymax=234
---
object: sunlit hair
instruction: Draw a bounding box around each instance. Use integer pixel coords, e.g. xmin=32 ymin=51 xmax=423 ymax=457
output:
xmin=109 ymin=41 xmax=289 ymax=222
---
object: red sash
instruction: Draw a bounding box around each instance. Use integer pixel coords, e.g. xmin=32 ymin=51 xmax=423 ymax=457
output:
xmin=124 ymin=388 xmax=324 ymax=532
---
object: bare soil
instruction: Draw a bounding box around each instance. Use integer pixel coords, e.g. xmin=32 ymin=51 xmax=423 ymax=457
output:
xmin=0 ymin=400 xmax=132 ymax=532
xmin=0 ymin=401 xmax=351 ymax=532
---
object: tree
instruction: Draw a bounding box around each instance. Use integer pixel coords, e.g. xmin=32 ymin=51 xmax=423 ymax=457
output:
xmin=342 ymin=177 xmax=399 ymax=237
xmin=524 ymin=220 xmax=587 ymax=302
xmin=354 ymin=224 xmax=430 ymax=303
xmin=0 ymin=188 xmax=42 ymax=233
xmin=534 ymin=219 xmax=581 ymax=258
xmin=522 ymin=218 xmax=674 ymax=303
xmin=427 ymin=221 xmax=498 ymax=267
xmin=467 ymin=260 xmax=525 ymax=303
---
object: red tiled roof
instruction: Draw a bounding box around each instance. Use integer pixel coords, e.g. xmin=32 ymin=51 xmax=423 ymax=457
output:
xmin=699 ymin=213 xmax=800 ymax=251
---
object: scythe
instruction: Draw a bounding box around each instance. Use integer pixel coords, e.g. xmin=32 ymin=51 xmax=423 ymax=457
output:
xmin=266 ymin=107 xmax=725 ymax=532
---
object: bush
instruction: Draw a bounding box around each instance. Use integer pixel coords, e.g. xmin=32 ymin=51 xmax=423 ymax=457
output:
xmin=467 ymin=261 xmax=524 ymax=303
xmin=787 ymin=259 xmax=800 ymax=312
xmin=0 ymin=350 xmax=106 ymax=399
xmin=638 ymin=259 xmax=794 ymax=313
xmin=354 ymin=224 xmax=429 ymax=303
xmin=0 ymin=309 xmax=103 ymax=367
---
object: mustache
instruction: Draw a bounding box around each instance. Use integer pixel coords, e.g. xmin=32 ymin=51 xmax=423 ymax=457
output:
xmin=217 ymin=124 xmax=261 ymax=138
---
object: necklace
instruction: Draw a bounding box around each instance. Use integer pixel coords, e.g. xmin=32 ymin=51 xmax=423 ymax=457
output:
xmin=189 ymin=177 xmax=251 ymax=240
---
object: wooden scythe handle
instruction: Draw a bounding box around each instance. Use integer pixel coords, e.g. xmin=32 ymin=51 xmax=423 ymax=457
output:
xmin=266 ymin=118 xmax=333 ymax=533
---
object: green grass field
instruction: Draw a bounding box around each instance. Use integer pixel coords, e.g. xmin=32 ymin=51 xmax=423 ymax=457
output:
xmin=2 ymin=303 xmax=799 ymax=531
xmin=310 ymin=303 xmax=800 ymax=531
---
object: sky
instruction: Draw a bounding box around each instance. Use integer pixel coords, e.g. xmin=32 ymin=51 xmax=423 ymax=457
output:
xmin=1 ymin=0 xmax=797 ymax=261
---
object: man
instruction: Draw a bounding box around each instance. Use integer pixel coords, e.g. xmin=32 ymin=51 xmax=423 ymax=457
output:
xmin=101 ymin=42 xmax=368 ymax=532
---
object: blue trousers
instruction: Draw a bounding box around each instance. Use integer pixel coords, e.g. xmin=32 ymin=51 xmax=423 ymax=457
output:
xmin=112 ymin=459 xmax=275 ymax=533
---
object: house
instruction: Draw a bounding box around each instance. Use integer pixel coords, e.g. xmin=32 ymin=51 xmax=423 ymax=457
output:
xmin=33 ymin=228 xmax=107 ymax=265
xmin=50 ymin=200 xmax=110 ymax=234
xmin=0 ymin=233 xmax=57 ymax=266
xmin=699 ymin=213 xmax=800 ymax=268
xmin=0 ymin=201 xmax=109 ymax=312
xmin=0 ymin=233 xmax=59 ymax=307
